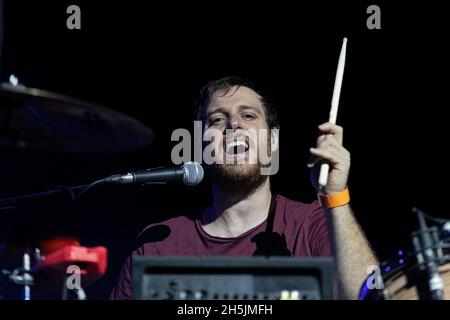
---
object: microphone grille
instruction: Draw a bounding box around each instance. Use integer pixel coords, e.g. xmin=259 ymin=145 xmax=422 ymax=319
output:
xmin=182 ymin=162 xmax=204 ymax=186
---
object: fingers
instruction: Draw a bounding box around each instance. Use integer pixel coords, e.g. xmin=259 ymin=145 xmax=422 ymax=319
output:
xmin=316 ymin=133 xmax=327 ymax=146
xmin=308 ymin=122 xmax=349 ymax=169
xmin=307 ymin=148 xmax=338 ymax=168
xmin=316 ymin=132 xmax=341 ymax=151
xmin=318 ymin=122 xmax=343 ymax=144
xmin=307 ymin=134 xmax=350 ymax=168
xmin=309 ymin=135 xmax=339 ymax=167
xmin=308 ymin=147 xmax=350 ymax=169
xmin=307 ymin=155 xmax=328 ymax=168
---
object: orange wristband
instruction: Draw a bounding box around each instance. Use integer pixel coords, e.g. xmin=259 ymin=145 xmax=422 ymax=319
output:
xmin=318 ymin=187 xmax=350 ymax=208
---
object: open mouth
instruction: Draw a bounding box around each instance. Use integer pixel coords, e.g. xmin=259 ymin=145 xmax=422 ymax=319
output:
xmin=224 ymin=136 xmax=250 ymax=155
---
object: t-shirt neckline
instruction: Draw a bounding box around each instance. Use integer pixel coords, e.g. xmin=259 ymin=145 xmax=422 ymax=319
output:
xmin=195 ymin=194 xmax=283 ymax=243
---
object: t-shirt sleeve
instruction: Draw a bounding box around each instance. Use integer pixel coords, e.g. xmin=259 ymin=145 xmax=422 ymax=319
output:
xmin=109 ymin=254 xmax=133 ymax=300
xmin=308 ymin=201 xmax=332 ymax=257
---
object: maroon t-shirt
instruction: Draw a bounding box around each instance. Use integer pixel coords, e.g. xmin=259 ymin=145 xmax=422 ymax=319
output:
xmin=110 ymin=194 xmax=332 ymax=299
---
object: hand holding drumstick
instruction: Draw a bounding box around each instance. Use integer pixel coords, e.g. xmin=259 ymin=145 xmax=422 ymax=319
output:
xmin=308 ymin=38 xmax=350 ymax=195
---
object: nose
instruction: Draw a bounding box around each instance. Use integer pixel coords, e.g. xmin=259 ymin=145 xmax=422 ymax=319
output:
xmin=225 ymin=114 xmax=244 ymax=131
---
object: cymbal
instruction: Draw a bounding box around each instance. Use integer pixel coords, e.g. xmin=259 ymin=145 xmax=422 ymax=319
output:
xmin=0 ymin=82 xmax=154 ymax=153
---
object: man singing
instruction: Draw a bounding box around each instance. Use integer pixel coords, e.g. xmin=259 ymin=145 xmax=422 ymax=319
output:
xmin=110 ymin=76 xmax=377 ymax=300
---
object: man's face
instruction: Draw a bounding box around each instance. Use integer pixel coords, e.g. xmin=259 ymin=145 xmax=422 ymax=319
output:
xmin=202 ymin=86 xmax=277 ymax=184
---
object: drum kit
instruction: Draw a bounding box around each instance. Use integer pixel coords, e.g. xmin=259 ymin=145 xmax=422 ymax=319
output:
xmin=0 ymin=76 xmax=154 ymax=299
xmin=360 ymin=208 xmax=450 ymax=300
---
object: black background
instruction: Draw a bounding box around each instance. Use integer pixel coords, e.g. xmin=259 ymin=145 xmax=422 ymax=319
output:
xmin=0 ymin=1 xmax=449 ymax=299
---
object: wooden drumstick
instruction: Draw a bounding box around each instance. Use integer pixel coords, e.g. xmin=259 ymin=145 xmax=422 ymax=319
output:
xmin=318 ymin=37 xmax=347 ymax=190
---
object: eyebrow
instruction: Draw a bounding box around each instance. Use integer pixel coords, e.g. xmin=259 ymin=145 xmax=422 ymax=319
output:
xmin=206 ymin=105 xmax=264 ymax=118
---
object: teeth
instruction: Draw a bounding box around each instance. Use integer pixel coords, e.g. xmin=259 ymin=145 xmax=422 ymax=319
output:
xmin=226 ymin=139 xmax=249 ymax=154
xmin=227 ymin=141 xmax=247 ymax=148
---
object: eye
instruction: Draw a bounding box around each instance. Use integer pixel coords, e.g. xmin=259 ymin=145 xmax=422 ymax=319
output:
xmin=209 ymin=117 xmax=225 ymax=125
xmin=242 ymin=113 xmax=256 ymax=120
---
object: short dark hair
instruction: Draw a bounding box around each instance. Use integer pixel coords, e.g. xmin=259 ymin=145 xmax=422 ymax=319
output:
xmin=195 ymin=76 xmax=279 ymax=129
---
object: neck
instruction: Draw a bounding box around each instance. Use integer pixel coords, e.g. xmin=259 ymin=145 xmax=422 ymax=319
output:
xmin=202 ymin=177 xmax=272 ymax=238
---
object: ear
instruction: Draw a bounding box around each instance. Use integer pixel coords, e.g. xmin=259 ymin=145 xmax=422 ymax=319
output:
xmin=271 ymin=128 xmax=279 ymax=154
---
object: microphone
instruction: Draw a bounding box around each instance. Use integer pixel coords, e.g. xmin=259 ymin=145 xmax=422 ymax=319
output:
xmin=412 ymin=207 xmax=444 ymax=300
xmin=105 ymin=162 xmax=204 ymax=186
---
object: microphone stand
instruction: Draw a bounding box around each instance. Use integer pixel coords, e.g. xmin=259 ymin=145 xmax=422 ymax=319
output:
xmin=0 ymin=185 xmax=88 ymax=210
xmin=411 ymin=208 xmax=444 ymax=300
xmin=0 ymin=181 xmax=104 ymax=300
xmin=0 ymin=174 xmax=118 ymax=210
xmin=62 ymin=274 xmax=87 ymax=300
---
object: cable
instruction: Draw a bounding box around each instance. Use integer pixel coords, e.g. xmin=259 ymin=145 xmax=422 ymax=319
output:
xmin=74 ymin=179 xmax=108 ymax=201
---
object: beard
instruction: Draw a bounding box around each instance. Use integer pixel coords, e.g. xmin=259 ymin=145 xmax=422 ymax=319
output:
xmin=206 ymin=130 xmax=273 ymax=196
xmin=209 ymin=162 xmax=268 ymax=197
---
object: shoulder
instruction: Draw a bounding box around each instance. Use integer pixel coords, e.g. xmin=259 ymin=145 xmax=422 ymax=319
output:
xmin=274 ymin=194 xmax=326 ymax=230
xmin=275 ymin=194 xmax=331 ymax=256
xmin=140 ymin=215 xmax=195 ymax=235
xmin=132 ymin=215 xmax=197 ymax=254
xmin=276 ymin=194 xmax=323 ymax=221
